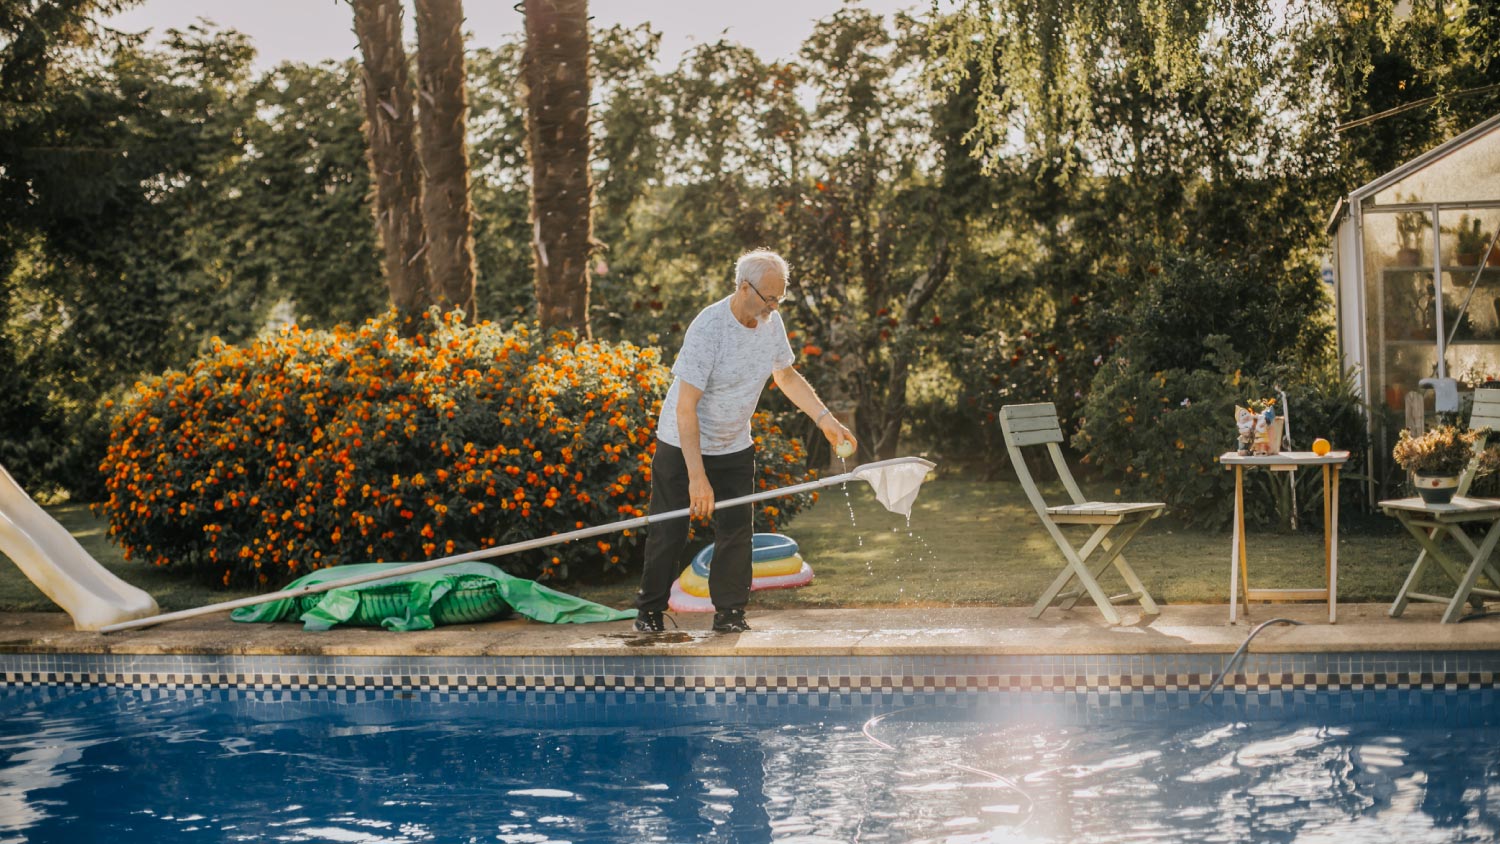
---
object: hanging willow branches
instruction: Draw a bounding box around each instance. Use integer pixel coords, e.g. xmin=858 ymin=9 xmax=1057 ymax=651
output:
xmin=927 ymin=0 xmax=1281 ymax=178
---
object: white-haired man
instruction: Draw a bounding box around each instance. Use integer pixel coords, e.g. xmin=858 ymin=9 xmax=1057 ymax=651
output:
xmin=635 ymin=250 xmax=855 ymax=633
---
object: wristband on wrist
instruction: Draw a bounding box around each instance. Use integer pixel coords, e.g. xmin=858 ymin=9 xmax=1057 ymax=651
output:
xmin=814 ymin=408 xmax=832 ymax=425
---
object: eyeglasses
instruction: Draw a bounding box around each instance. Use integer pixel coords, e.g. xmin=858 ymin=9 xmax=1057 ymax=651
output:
xmin=745 ymin=279 xmax=791 ymax=308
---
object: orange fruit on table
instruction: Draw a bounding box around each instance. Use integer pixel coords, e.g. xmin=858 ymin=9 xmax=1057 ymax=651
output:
xmin=1311 ymin=437 xmax=1332 ymax=456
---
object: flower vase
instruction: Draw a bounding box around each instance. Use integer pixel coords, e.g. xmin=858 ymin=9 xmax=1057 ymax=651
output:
xmin=1253 ymin=418 xmax=1284 ymax=455
xmin=1413 ymin=473 xmax=1460 ymax=505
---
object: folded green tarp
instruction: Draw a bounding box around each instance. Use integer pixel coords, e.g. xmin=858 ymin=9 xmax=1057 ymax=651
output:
xmin=231 ymin=561 xmax=634 ymax=631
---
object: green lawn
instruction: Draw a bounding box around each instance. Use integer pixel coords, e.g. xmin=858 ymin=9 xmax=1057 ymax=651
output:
xmin=0 ymin=477 xmax=1439 ymax=615
xmin=570 ymin=475 xmax=1426 ymax=610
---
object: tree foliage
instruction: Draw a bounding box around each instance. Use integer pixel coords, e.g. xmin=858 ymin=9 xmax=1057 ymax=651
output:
xmin=2 ymin=23 xmax=271 ymax=493
xmin=576 ymin=10 xmax=976 ymax=462
xmin=5 ymin=0 xmax=1500 ymax=520
xmin=1 ymin=17 xmax=393 ymax=494
xmin=235 ymin=60 xmax=385 ymax=327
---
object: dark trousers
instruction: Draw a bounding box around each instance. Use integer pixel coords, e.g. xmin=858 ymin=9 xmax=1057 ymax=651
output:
xmin=635 ymin=441 xmax=755 ymax=613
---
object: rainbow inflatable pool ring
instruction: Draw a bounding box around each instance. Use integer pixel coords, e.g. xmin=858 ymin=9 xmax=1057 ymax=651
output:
xmin=668 ymin=533 xmax=813 ymax=613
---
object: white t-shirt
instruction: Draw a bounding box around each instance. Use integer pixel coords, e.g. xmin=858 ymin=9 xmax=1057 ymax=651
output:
xmin=657 ymin=296 xmax=796 ymax=455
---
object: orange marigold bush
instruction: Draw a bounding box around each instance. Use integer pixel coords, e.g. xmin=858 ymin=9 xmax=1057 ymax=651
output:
xmin=97 ymin=311 xmax=819 ymax=588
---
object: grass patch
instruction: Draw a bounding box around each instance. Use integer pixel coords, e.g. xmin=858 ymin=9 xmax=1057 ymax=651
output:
xmin=0 ymin=478 xmax=1463 ymax=615
xmin=569 ymin=476 xmax=1428 ymax=610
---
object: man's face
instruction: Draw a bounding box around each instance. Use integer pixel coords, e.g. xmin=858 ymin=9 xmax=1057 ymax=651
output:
xmin=745 ymin=271 xmax=788 ymax=320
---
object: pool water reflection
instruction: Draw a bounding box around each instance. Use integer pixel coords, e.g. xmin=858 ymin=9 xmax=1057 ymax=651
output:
xmin=2 ymin=686 xmax=1498 ymax=843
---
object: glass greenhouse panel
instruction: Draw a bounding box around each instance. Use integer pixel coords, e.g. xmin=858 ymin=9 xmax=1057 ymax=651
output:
xmin=1373 ymin=127 xmax=1500 ymax=206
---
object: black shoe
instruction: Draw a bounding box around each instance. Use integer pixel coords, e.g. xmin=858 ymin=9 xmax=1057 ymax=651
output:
xmin=634 ymin=610 xmax=665 ymax=633
xmin=712 ymin=609 xmax=751 ymax=633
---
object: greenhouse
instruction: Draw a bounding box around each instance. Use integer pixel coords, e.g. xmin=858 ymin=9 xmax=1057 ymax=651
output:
xmin=1329 ymin=110 xmax=1500 ymax=490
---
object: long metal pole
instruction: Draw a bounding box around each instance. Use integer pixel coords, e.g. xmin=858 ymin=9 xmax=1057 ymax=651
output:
xmin=98 ymin=470 xmax=863 ymax=634
xmin=1432 ymin=203 xmax=1447 ymax=380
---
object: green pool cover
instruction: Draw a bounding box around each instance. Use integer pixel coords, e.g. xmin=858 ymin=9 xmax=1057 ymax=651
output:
xmin=231 ymin=561 xmax=634 ymax=631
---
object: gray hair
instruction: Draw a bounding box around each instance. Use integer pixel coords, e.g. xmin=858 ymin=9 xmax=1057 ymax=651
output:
xmin=734 ymin=250 xmax=789 ymax=288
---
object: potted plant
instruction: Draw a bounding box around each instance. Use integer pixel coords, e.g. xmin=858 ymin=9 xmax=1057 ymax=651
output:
xmin=1391 ymin=425 xmax=1500 ymax=504
xmin=1453 ymin=214 xmax=1494 ymax=267
xmin=1395 ymin=209 xmax=1428 ymax=266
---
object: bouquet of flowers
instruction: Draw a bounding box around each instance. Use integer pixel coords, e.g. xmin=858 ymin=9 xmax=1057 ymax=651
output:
xmin=1393 ymin=425 xmax=1500 ymax=503
xmin=1235 ymin=397 xmax=1280 ymax=454
xmin=1392 ymin=426 xmax=1500 ymax=477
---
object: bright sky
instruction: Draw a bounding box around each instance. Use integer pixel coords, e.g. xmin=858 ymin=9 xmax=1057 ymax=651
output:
xmin=107 ymin=0 xmax=928 ymax=72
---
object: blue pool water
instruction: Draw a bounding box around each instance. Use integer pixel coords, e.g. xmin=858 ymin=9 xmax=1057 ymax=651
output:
xmin=3 ymin=685 xmax=1500 ymax=843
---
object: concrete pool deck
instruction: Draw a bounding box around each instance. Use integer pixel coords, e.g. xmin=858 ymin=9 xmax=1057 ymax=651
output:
xmin=2 ymin=602 xmax=1498 ymax=657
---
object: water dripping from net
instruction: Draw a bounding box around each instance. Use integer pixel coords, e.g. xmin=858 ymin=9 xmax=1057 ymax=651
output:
xmin=838 ymin=456 xmax=864 ymax=548
xmin=892 ymin=518 xmax=937 ymax=600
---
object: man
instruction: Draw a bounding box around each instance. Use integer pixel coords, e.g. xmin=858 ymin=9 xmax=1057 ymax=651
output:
xmin=635 ymin=250 xmax=855 ymax=633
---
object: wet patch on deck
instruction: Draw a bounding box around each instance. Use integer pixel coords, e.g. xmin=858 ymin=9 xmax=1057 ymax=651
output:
xmin=597 ymin=631 xmax=713 ymax=647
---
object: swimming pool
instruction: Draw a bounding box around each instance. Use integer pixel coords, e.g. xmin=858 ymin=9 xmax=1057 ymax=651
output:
xmin=4 ymin=680 xmax=1500 ymax=843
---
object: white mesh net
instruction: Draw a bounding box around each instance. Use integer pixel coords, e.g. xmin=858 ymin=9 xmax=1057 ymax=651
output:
xmin=852 ymin=457 xmax=937 ymax=518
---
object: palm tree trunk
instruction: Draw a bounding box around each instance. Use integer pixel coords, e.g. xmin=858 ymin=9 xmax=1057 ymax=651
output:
xmin=522 ymin=0 xmax=593 ymax=337
xmin=414 ymin=0 xmax=477 ymax=319
xmin=351 ymin=0 xmax=431 ymax=325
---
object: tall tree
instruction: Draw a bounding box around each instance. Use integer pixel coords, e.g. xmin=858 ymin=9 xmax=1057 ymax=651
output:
xmin=351 ymin=0 xmax=431 ymax=324
xmin=522 ymin=0 xmax=594 ymax=336
xmin=414 ymin=0 xmax=478 ymax=317
xmin=793 ymin=10 xmax=955 ymax=460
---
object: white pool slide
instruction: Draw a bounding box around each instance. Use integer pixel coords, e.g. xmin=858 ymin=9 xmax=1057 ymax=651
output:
xmin=0 ymin=462 xmax=157 ymax=630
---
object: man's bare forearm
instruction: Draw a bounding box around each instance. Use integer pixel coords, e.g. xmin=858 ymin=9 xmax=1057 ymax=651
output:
xmin=677 ymin=399 xmax=707 ymax=480
xmin=773 ymin=366 xmax=827 ymax=419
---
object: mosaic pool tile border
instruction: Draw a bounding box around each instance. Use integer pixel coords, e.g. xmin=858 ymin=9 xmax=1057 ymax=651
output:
xmin=8 ymin=682 xmax=1499 ymax=727
xmin=3 ymin=651 xmax=1499 ymax=693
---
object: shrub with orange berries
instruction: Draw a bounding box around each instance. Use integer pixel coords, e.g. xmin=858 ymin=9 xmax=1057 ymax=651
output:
xmin=97 ymin=310 xmax=818 ymax=588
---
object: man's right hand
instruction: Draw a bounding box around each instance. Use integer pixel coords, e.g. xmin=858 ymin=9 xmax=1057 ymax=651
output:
xmin=688 ymin=473 xmax=715 ymax=520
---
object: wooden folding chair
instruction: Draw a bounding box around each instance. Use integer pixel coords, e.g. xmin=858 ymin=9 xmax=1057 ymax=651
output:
xmin=1381 ymin=387 xmax=1500 ymax=623
xmin=999 ymin=403 xmax=1164 ymax=624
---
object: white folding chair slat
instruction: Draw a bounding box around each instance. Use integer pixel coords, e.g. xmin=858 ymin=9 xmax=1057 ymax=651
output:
xmin=1002 ymin=415 xmax=1064 ymax=434
xmin=1008 ymin=427 xmax=1065 ymax=447
xmin=1469 ymin=387 xmax=1500 ymax=428
xmin=1048 ymin=502 xmax=1164 ymax=516
xmin=999 ymin=403 xmax=1060 ymax=421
